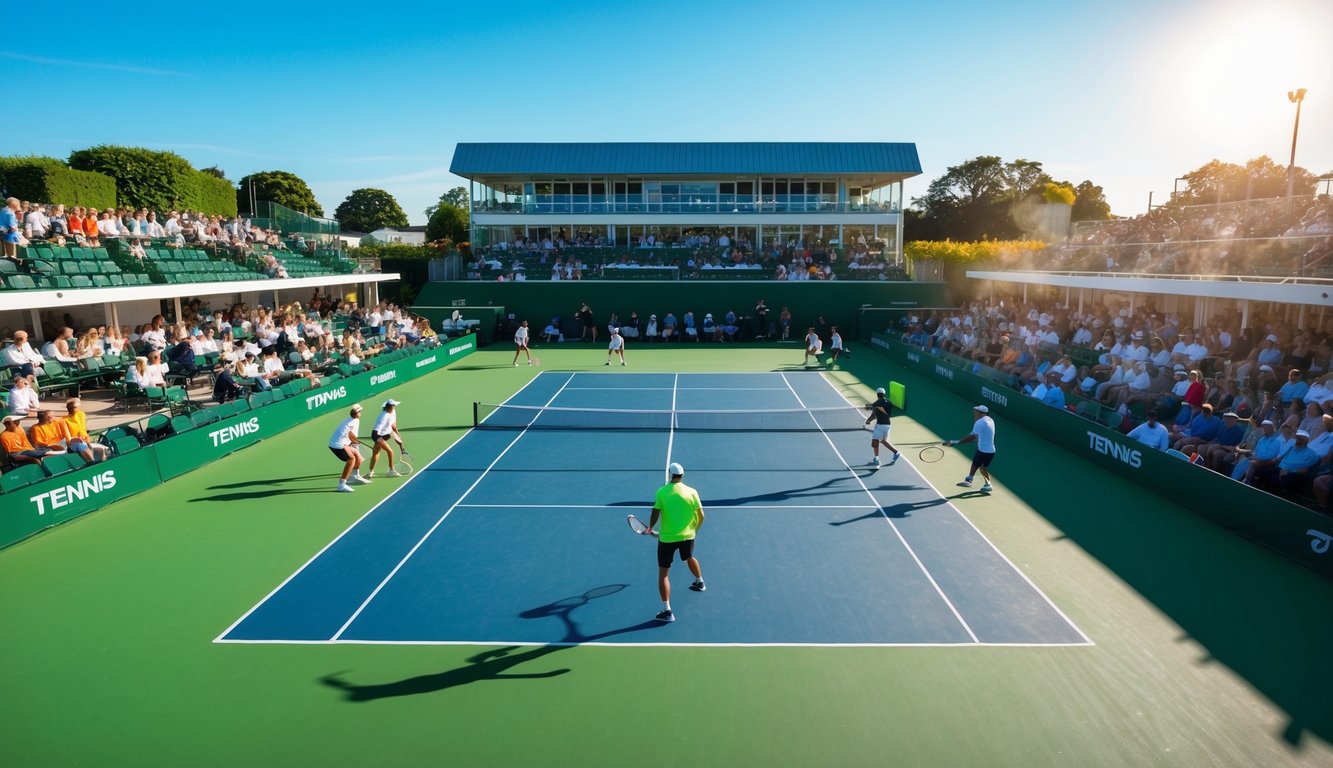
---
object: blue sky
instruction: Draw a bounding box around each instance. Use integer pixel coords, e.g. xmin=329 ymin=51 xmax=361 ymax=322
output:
xmin=3 ymin=0 xmax=1330 ymax=224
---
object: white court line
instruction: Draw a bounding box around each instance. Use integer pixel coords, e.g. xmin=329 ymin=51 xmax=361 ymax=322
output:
xmin=213 ymin=373 xmax=561 ymax=644
xmin=781 ymin=372 xmax=981 ymax=644
xmin=563 ymin=386 xmax=789 ymax=391
xmin=215 ymin=637 xmax=1093 ymax=648
xmin=328 ymin=374 xmax=580 ymax=641
xmin=664 ymin=373 xmax=678 ymax=482
xmin=823 ymin=376 xmax=1093 ymax=646
xmin=452 ymin=504 xmax=879 ymax=510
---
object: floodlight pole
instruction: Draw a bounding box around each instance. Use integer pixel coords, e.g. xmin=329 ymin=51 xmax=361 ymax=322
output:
xmin=1287 ymin=88 xmax=1307 ymax=199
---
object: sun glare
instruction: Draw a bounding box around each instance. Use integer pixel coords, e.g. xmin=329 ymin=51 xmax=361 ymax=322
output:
xmin=1149 ymin=3 xmax=1331 ymax=158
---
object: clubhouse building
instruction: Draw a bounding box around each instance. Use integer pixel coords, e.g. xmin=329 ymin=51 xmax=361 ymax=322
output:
xmin=449 ymin=142 xmax=921 ymax=260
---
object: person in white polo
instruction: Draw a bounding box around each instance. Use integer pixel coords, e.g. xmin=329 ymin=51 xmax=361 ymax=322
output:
xmin=328 ymin=404 xmax=371 ymax=492
xmin=605 ymin=327 xmax=626 ymax=366
xmin=947 ymin=404 xmax=997 ymax=493
xmin=365 ymin=399 xmax=405 ymax=479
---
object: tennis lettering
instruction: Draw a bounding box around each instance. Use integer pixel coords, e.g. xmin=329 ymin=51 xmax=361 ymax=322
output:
xmin=448 ymin=342 xmax=474 ymax=355
xmin=981 ymin=387 xmax=1008 ymax=407
xmin=906 ymin=351 xmax=921 ymax=363
xmin=1308 ymin=529 xmax=1332 ymax=555
xmin=370 ymin=370 xmax=398 ymax=386
xmin=1086 ymin=431 xmax=1142 ymax=468
xmin=29 ymin=471 xmax=117 ymax=516
xmin=306 ymin=386 xmax=348 ymax=410
xmin=872 ymin=337 xmax=891 ymax=350
xmin=935 ymin=365 xmax=954 ymax=380
xmin=415 ymin=355 xmax=439 ymax=368
xmin=209 ymin=417 xmax=261 ymax=448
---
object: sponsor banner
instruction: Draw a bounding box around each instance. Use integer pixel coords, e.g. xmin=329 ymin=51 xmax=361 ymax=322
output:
xmin=872 ymin=334 xmax=1333 ymax=580
xmin=1 ymin=336 xmax=476 ymax=550
xmin=0 ymin=448 xmax=160 ymax=548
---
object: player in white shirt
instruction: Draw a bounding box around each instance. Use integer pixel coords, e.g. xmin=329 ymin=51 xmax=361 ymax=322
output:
xmin=605 ymin=326 xmax=627 ymax=366
xmin=947 ymin=404 xmax=997 ymax=493
xmin=513 ymin=320 xmax=533 ymax=366
xmin=829 ymin=326 xmax=847 ymax=366
xmin=328 ymin=404 xmax=370 ymax=492
xmin=803 ymin=327 xmax=823 ymax=367
xmin=365 ymin=399 xmax=405 ymax=479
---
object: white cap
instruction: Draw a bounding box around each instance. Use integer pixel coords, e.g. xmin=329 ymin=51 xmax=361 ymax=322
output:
xmin=1261 ymin=419 xmax=1275 ymax=427
xmin=974 ymin=404 xmax=989 ymax=413
xmin=875 ymin=387 xmax=886 ymax=394
xmin=1260 ymin=364 xmax=1274 ymax=373
xmin=1297 ymin=430 xmax=1311 ymax=439
xmin=2 ymin=415 xmax=18 ymax=423
xmin=668 ymin=462 xmax=685 ymax=477
xmin=1266 ymin=334 xmax=1279 ymax=343
xmin=383 ymin=399 xmax=400 ymax=407
xmin=611 ymin=327 xmax=619 ymax=335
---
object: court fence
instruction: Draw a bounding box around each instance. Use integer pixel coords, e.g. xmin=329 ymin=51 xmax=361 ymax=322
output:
xmin=869 ymin=334 xmax=1333 ymax=581
xmin=0 ymin=336 xmax=478 ymax=550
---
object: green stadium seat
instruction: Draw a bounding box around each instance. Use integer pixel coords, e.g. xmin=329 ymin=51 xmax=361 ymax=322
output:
xmin=169 ymin=415 xmax=194 ymax=435
xmin=92 ymin=275 xmax=111 ymax=288
xmin=70 ymin=275 xmax=93 ymax=288
xmin=42 ymin=453 xmax=88 ymax=477
xmin=113 ymin=436 xmax=141 ymax=455
xmin=1 ymin=464 xmax=47 ymax=493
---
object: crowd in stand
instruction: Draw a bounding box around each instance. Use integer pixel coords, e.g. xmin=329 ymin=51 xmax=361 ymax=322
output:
xmin=1 ymin=293 xmax=438 ymax=474
xmin=3 ymin=197 xmax=331 ymax=272
xmin=900 ymin=294 xmax=1333 ymax=509
xmin=1043 ymin=195 xmax=1333 ymax=275
xmin=471 ymin=231 xmax=902 ymax=282
xmin=531 ymin=299 xmax=830 ymax=344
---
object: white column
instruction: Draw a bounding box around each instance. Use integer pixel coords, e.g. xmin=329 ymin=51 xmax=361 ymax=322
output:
xmin=174 ymin=296 xmax=184 ymax=323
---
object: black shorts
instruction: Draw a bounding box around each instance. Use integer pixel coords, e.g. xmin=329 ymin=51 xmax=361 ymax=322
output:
xmin=970 ymin=451 xmax=996 ymax=471
xmin=372 ymin=431 xmax=393 ymax=443
xmin=330 ymin=446 xmax=352 ymax=461
xmin=657 ymin=538 xmax=696 ymax=569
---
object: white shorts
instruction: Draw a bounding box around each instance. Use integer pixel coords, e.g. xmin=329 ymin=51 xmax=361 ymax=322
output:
xmin=608 ymin=339 xmax=624 ymax=351
xmin=871 ymin=424 xmax=890 ymax=441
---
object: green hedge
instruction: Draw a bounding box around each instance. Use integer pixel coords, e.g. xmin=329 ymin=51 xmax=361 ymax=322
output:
xmin=183 ymin=171 xmax=239 ymax=216
xmin=0 ymin=156 xmax=117 ymax=208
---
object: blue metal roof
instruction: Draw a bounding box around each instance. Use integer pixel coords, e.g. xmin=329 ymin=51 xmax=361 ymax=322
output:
xmin=450 ymin=142 xmax=921 ymax=177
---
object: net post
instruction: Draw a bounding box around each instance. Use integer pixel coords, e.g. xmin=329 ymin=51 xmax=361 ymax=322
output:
xmin=472 ymin=401 xmax=479 ymax=428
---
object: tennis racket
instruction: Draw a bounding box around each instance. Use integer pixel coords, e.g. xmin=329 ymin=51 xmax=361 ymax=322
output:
xmin=918 ymin=445 xmax=946 ymax=463
xmin=530 ymin=355 xmax=542 ymax=367
xmin=627 ymin=514 xmax=658 ymax=537
xmin=396 ymin=449 xmax=413 ymax=476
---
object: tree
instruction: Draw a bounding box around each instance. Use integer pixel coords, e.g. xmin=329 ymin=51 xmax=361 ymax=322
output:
xmin=913 ymin=156 xmax=1020 ymax=240
xmin=425 ymin=186 xmax=470 ymax=218
xmin=334 ymin=188 xmax=409 ymax=233
xmin=68 ymin=145 xmax=196 ymax=212
xmin=1070 ymin=180 xmax=1112 ymax=221
xmin=425 ymin=203 xmax=468 ymax=243
xmin=1173 ymin=156 xmax=1318 ymax=205
xmin=200 ymin=166 xmax=226 ymax=179
xmin=236 ymin=170 xmax=323 ymax=217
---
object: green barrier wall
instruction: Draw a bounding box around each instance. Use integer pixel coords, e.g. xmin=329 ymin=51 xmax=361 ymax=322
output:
xmin=0 ymin=336 xmax=477 ymax=549
xmin=870 ymin=334 xmax=1333 ymax=580
xmin=415 ymin=281 xmax=952 ymax=343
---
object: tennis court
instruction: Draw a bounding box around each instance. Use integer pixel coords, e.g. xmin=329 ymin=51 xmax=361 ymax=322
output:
xmin=219 ymin=371 xmax=1087 ymax=647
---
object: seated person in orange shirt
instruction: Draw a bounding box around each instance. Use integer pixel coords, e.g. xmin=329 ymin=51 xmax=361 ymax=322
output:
xmin=62 ymin=398 xmax=111 ymax=462
xmin=27 ymin=410 xmax=70 ymax=456
xmin=1 ymin=414 xmax=50 ymax=465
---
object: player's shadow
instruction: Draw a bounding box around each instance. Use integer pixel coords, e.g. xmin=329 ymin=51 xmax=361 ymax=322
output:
xmin=829 ymin=496 xmax=948 ymax=524
xmin=205 ymin=474 xmax=333 ymax=490
xmin=189 ymin=489 xmax=334 ymax=502
xmin=320 ymin=584 xmax=660 ymax=703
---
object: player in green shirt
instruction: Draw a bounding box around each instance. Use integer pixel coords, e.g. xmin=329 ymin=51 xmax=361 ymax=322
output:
xmin=648 ymin=462 xmax=706 ymax=622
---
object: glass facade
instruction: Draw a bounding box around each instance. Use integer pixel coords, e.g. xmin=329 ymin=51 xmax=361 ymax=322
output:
xmin=472 ymin=177 xmax=903 ymax=214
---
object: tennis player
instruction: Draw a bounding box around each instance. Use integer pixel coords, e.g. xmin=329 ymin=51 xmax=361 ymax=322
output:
xmin=513 ymin=320 xmax=533 ymax=366
xmin=648 ymin=462 xmax=706 ymax=623
xmin=864 ymin=387 xmax=900 ymax=466
xmin=804 ymin=327 xmax=823 ymax=367
xmin=328 ymin=404 xmax=370 ymax=492
xmin=605 ymin=326 xmax=627 ymax=366
xmin=829 ymin=326 xmax=847 ymax=365
xmin=365 ymin=399 xmax=404 ymax=479
xmin=947 ymin=404 xmax=996 ymax=493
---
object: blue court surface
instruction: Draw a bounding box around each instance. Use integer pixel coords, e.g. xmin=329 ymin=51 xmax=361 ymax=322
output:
xmin=218 ymin=372 xmax=1089 ymax=647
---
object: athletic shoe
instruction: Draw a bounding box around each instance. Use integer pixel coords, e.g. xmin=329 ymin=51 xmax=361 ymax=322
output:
xmin=655 ymin=609 xmax=675 ymax=622
xmin=336 ymin=482 xmax=354 ymax=493
xmin=871 ymin=456 xmax=880 ymax=466
xmin=528 ymin=360 xmax=534 ymax=366
xmin=387 ymin=469 xmax=402 ymax=478
xmin=957 ymin=479 xmax=973 ymax=488
xmin=621 ymin=362 xmax=627 ymax=366
xmin=604 ymin=361 xmax=610 ymax=366
xmin=889 ymin=452 xmax=900 ymax=465
xmin=690 ymin=580 xmax=706 ymax=592
xmin=364 ymin=471 xmax=375 ymax=479
xmin=514 ymin=362 xmax=519 ymax=367
xmin=980 ymin=483 xmax=993 ymax=493
xmin=350 ymin=475 xmax=372 ymax=485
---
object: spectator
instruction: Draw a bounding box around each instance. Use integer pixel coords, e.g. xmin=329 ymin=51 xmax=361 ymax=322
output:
xmin=1173 ymin=403 xmax=1221 ymax=452
xmin=213 ymin=360 xmax=245 ymax=403
xmin=0 ymin=414 xmax=48 ymax=465
xmin=3 ymin=330 xmax=46 ymax=379
xmin=1253 ymin=429 xmax=1320 ymax=497
xmin=27 ymin=410 xmax=69 ymax=455
xmin=61 ymin=398 xmax=110 ymax=462
xmin=1128 ymin=410 xmax=1171 ymax=451
xmin=1278 ymin=369 xmax=1310 ymax=408
xmin=1 ymin=198 xmax=22 ymax=265
xmin=41 ymin=327 xmax=78 ymax=363
xmin=7 ymin=375 xmax=40 ymax=418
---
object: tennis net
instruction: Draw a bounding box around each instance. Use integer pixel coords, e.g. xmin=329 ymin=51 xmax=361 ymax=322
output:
xmin=472 ymin=402 xmax=869 ymax=432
